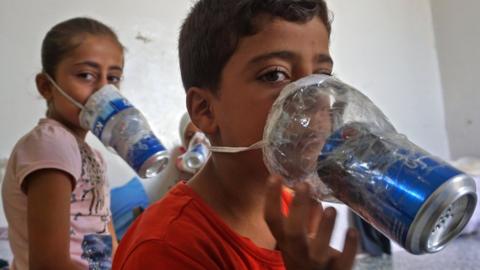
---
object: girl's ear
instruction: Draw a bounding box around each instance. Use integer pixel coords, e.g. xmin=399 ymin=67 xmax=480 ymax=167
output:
xmin=35 ymin=73 xmax=53 ymax=101
xmin=186 ymin=87 xmax=218 ymax=138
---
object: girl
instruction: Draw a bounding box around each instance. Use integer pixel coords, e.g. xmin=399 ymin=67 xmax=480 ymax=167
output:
xmin=2 ymin=17 xmax=124 ymax=269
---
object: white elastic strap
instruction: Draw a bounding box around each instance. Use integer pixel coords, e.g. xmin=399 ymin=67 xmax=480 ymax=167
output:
xmin=44 ymin=73 xmax=85 ymax=110
xmin=208 ymin=140 xmax=264 ymax=153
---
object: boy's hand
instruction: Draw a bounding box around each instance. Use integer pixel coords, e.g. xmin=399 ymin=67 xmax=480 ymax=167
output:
xmin=265 ymin=175 xmax=358 ymax=270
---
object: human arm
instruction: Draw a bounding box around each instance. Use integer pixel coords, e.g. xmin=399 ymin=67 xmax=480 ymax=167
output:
xmin=25 ymin=169 xmax=83 ymax=270
xmin=265 ymin=175 xmax=358 ymax=270
xmin=108 ymin=220 xmax=118 ymax=255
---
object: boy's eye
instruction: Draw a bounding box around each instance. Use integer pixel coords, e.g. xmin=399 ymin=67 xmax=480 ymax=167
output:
xmin=258 ymin=69 xmax=289 ymax=83
xmin=78 ymin=72 xmax=96 ymax=81
xmin=315 ymin=69 xmax=333 ymax=76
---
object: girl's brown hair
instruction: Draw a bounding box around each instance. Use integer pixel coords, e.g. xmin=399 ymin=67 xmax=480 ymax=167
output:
xmin=41 ymin=17 xmax=124 ymax=78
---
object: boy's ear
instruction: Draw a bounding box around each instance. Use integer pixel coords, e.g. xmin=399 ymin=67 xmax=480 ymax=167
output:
xmin=35 ymin=73 xmax=53 ymax=101
xmin=186 ymin=87 xmax=218 ymax=136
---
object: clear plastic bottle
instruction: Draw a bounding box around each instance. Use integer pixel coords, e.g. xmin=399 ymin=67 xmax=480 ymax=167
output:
xmin=80 ymin=85 xmax=169 ymax=178
xmin=263 ymin=74 xmax=477 ymax=254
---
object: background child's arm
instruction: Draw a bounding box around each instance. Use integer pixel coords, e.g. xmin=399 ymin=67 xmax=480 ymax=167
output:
xmin=108 ymin=220 xmax=118 ymax=255
xmin=24 ymin=169 xmax=83 ymax=270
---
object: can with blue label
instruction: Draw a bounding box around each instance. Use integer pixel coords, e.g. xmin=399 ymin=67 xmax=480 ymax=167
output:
xmin=317 ymin=122 xmax=477 ymax=254
xmin=79 ymin=85 xmax=169 ymax=178
xmin=182 ymin=143 xmax=209 ymax=172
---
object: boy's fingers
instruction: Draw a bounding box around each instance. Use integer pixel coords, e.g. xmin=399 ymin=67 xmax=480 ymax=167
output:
xmin=332 ymin=228 xmax=358 ymax=270
xmin=285 ymin=182 xmax=311 ymax=235
xmin=310 ymin=207 xmax=337 ymax=263
xmin=280 ymin=181 xmax=311 ymax=258
xmin=264 ymin=175 xmax=285 ymax=244
xmin=307 ymin=199 xmax=322 ymax=239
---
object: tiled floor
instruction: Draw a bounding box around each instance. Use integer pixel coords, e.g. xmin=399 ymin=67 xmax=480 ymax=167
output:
xmin=354 ymin=233 xmax=480 ymax=270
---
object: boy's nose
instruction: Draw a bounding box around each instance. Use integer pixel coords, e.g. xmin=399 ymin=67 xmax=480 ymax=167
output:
xmin=294 ymin=65 xmax=315 ymax=80
xmin=95 ymin=76 xmax=110 ymax=91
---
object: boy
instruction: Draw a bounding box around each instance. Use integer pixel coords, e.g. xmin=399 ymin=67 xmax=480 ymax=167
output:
xmin=113 ymin=0 xmax=358 ymax=269
xmin=175 ymin=112 xmax=210 ymax=177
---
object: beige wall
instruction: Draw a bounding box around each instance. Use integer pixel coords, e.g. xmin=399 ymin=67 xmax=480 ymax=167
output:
xmin=430 ymin=0 xmax=480 ymax=159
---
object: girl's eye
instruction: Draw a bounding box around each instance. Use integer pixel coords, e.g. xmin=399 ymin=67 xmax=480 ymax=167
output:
xmin=108 ymin=75 xmax=122 ymax=84
xmin=258 ymin=69 xmax=289 ymax=83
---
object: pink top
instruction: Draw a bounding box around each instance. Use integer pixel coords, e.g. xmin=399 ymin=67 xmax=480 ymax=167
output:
xmin=2 ymin=118 xmax=112 ymax=270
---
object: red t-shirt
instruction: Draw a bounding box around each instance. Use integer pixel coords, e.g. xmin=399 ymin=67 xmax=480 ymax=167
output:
xmin=113 ymin=182 xmax=293 ymax=270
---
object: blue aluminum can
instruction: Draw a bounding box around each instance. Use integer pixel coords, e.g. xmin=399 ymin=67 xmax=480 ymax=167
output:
xmin=183 ymin=143 xmax=209 ymax=171
xmin=317 ymin=122 xmax=477 ymax=254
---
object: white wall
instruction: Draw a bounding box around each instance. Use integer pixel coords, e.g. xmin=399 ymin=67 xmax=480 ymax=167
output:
xmin=328 ymin=0 xmax=450 ymax=159
xmin=0 ymin=0 xmax=451 ymax=251
xmin=430 ymin=0 xmax=480 ymax=160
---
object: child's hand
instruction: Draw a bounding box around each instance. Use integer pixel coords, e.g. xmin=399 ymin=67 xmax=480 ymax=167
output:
xmin=265 ymin=175 xmax=358 ymax=270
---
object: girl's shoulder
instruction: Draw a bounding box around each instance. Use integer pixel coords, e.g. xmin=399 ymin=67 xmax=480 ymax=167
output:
xmin=17 ymin=118 xmax=78 ymax=149
xmin=7 ymin=118 xmax=83 ymax=187
xmin=12 ymin=118 xmax=82 ymax=166
xmin=35 ymin=117 xmax=77 ymax=138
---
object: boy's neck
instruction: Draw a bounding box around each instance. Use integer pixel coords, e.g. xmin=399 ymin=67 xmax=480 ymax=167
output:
xmin=190 ymin=155 xmax=270 ymax=213
xmin=189 ymin=154 xmax=277 ymax=249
